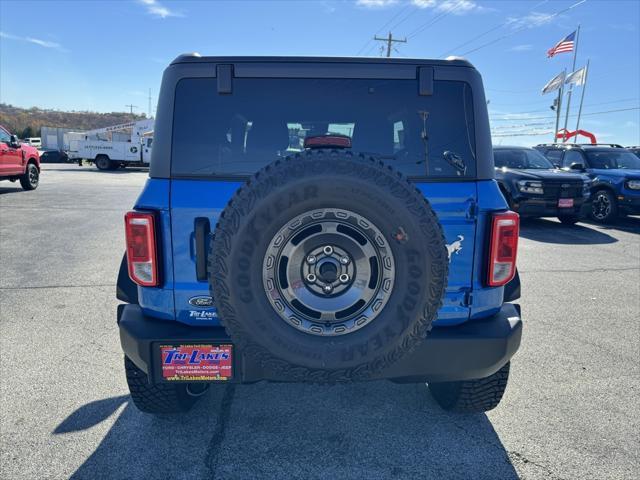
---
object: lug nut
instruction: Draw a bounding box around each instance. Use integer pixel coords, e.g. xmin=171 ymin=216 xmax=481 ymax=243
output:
xmin=323 ymin=284 xmax=333 ymax=294
xmin=323 ymin=246 xmax=334 ymax=255
xmin=306 ymin=273 xmax=317 ymax=283
xmin=340 ymin=256 xmax=350 ymax=265
xmin=306 ymin=255 xmax=317 ymax=264
xmin=339 ymin=274 xmax=350 ymax=284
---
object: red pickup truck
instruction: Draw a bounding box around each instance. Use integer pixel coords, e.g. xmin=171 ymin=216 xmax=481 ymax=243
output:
xmin=0 ymin=125 xmax=40 ymax=190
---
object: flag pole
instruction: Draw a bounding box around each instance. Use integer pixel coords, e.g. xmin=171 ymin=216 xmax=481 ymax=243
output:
xmin=562 ymin=25 xmax=580 ymax=141
xmin=575 ymin=59 xmax=590 ymax=132
xmin=553 ymin=69 xmax=566 ymax=143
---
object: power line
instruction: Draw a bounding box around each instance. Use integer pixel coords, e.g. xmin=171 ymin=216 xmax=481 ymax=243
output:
xmin=388 ymin=5 xmax=420 ymax=32
xmin=490 ymin=98 xmax=639 ymax=117
xmin=459 ymin=0 xmax=587 ymax=57
xmin=439 ymin=0 xmax=550 ymax=58
xmin=492 ymin=121 xmax=555 ymax=130
xmin=489 ymin=106 xmax=639 ymax=122
xmin=492 ymin=131 xmax=554 ymax=137
xmin=356 ymin=3 xmax=411 ymax=56
xmin=406 ymin=0 xmax=463 ymax=40
xmin=125 ymin=104 xmax=138 ymax=114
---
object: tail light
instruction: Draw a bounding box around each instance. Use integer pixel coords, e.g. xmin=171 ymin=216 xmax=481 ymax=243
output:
xmin=487 ymin=211 xmax=519 ymax=287
xmin=125 ymin=211 xmax=159 ymax=287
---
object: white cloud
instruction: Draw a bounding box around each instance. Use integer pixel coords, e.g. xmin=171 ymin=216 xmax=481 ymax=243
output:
xmin=411 ymin=0 xmax=437 ymax=7
xmin=0 ymin=31 xmax=67 ymax=51
xmin=139 ymin=0 xmax=184 ymax=18
xmin=356 ymin=0 xmax=484 ymax=14
xmin=509 ymin=44 xmax=533 ymax=52
xmin=507 ymin=11 xmax=555 ymax=29
xmin=412 ymin=0 xmax=484 ymax=15
xmin=356 ymin=0 xmax=398 ymax=7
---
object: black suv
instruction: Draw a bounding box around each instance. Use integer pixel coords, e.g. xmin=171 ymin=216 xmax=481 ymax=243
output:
xmin=534 ymin=144 xmax=640 ymax=222
xmin=493 ymin=146 xmax=590 ymax=224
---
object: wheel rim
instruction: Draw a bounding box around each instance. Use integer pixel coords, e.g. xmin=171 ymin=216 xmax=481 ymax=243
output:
xmin=28 ymin=165 xmax=38 ymax=186
xmin=263 ymin=208 xmax=395 ymax=337
xmin=592 ymin=192 xmax=611 ymax=220
xmin=97 ymin=158 xmax=108 ymax=169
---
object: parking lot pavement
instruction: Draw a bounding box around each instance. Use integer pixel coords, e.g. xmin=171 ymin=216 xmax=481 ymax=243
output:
xmin=1 ymin=164 xmax=639 ymax=479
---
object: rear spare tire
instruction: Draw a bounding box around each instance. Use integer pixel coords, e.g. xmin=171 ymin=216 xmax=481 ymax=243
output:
xmin=209 ymin=151 xmax=448 ymax=382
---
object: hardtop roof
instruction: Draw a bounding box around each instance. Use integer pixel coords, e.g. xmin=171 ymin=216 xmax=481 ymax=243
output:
xmin=170 ymin=53 xmax=474 ymax=69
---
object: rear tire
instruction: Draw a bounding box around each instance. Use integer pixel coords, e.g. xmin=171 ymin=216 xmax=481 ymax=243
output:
xmin=19 ymin=163 xmax=39 ymax=190
xmin=124 ymin=356 xmax=207 ymax=414
xmin=429 ymin=362 xmax=510 ymax=413
xmin=95 ymin=155 xmax=112 ymax=171
xmin=558 ymin=215 xmax=580 ymax=225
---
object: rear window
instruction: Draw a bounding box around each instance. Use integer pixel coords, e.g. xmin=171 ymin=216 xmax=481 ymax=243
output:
xmin=171 ymin=78 xmax=476 ymax=178
xmin=585 ymin=150 xmax=640 ymax=169
xmin=494 ymin=149 xmax=553 ymax=170
xmin=539 ymin=149 xmax=563 ymax=164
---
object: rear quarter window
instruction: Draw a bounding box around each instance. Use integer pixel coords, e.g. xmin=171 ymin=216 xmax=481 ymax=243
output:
xmin=171 ymin=77 xmax=477 ymax=179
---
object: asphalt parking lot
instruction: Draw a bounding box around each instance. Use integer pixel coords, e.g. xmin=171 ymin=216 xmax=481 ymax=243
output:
xmin=1 ymin=164 xmax=638 ymax=479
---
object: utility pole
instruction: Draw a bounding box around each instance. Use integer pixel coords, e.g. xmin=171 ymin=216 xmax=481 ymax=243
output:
xmin=373 ymin=32 xmax=407 ymax=57
xmin=148 ymin=88 xmax=152 ymax=118
xmin=125 ymin=104 xmax=138 ymax=115
xmin=575 ymin=59 xmax=590 ymax=132
xmin=552 ymin=69 xmax=566 ymax=144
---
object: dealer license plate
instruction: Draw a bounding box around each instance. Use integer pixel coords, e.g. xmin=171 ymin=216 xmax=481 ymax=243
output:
xmin=160 ymin=344 xmax=232 ymax=381
xmin=558 ymin=198 xmax=574 ymax=208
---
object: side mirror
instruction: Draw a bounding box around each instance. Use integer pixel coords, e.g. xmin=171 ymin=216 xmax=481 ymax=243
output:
xmin=570 ymin=162 xmax=585 ymax=171
xmin=9 ymin=135 xmax=20 ymax=148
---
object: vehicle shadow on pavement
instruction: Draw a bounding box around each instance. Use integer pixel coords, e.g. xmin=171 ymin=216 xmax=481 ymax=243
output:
xmin=0 ymin=186 xmax=26 ymax=194
xmin=519 ymin=218 xmax=617 ymax=244
xmin=50 ymin=168 xmax=149 ymax=174
xmin=56 ymin=382 xmax=518 ymax=479
xmin=581 ymin=215 xmax=640 ymax=235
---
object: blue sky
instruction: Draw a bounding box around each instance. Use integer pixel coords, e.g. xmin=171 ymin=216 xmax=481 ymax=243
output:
xmin=1 ymin=0 xmax=638 ymax=146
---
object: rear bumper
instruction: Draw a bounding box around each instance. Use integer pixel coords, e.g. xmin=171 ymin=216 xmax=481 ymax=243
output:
xmin=118 ymin=303 xmax=522 ymax=384
xmin=512 ymin=196 xmax=590 ymax=217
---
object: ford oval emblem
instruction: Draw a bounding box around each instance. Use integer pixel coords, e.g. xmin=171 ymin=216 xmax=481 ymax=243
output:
xmin=189 ymin=296 xmax=214 ymax=308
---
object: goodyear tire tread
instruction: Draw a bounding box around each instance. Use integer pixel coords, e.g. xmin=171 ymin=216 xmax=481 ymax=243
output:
xmin=209 ymin=150 xmax=448 ymax=383
xmin=428 ymin=362 xmax=510 ymax=413
xmin=124 ymin=356 xmax=197 ymax=414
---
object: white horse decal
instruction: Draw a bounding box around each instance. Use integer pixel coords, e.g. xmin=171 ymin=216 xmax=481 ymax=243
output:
xmin=446 ymin=235 xmax=464 ymax=262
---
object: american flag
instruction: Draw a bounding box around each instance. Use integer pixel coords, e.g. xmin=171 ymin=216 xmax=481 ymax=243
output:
xmin=547 ymin=31 xmax=576 ymax=58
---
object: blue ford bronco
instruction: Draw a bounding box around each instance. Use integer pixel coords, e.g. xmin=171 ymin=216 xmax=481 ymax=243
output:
xmin=534 ymin=143 xmax=640 ymax=222
xmin=117 ymin=55 xmax=523 ymax=414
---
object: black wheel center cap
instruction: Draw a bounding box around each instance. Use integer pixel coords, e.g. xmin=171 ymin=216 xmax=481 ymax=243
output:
xmin=318 ymin=261 xmax=338 ymax=283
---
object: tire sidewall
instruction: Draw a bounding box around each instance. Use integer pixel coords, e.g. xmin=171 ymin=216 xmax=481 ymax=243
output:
xmin=210 ymin=153 xmax=448 ymax=378
xmin=21 ymin=163 xmax=39 ymax=190
xmin=95 ymin=156 xmax=110 ymax=170
xmin=591 ymin=189 xmax=617 ymax=222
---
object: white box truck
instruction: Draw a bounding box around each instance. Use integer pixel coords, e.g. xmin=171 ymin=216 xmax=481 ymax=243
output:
xmin=67 ymin=119 xmax=153 ymax=170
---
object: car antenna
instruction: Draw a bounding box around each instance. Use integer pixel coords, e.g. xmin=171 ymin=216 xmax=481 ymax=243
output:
xmin=418 ymin=110 xmax=430 ymax=173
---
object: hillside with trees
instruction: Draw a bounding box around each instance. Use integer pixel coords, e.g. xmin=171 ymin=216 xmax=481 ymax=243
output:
xmin=0 ymin=103 xmax=148 ymax=138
